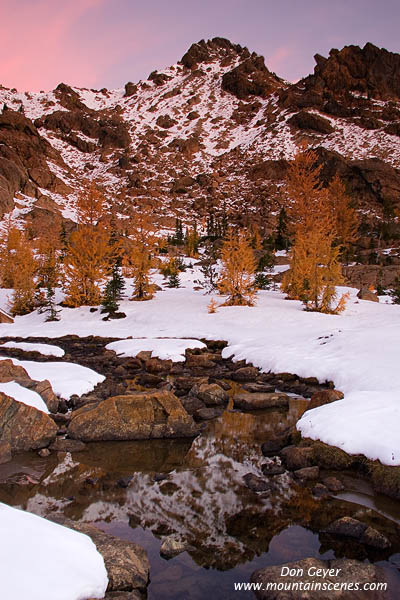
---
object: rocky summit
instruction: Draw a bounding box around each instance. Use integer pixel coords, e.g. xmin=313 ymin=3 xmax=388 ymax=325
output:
xmin=1 ymin=37 xmax=400 ymax=242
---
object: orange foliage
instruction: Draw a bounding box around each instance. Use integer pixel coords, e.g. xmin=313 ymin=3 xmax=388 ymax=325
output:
xmin=124 ymin=209 xmax=157 ymax=300
xmin=76 ymin=181 xmax=107 ymax=226
xmin=64 ymin=225 xmax=112 ymax=307
xmin=218 ymin=229 xmax=256 ymax=306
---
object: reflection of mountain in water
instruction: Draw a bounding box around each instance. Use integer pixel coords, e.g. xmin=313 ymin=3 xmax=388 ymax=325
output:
xmin=0 ymin=404 xmax=306 ymax=569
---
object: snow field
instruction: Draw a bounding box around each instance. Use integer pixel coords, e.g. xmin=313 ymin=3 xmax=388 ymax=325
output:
xmin=106 ymin=337 xmax=206 ymax=362
xmin=0 ymin=503 xmax=108 ymax=600
xmin=0 ymin=263 xmax=399 ymax=464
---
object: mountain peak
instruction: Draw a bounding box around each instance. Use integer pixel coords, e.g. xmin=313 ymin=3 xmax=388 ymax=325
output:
xmin=180 ymin=37 xmax=250 ymax=69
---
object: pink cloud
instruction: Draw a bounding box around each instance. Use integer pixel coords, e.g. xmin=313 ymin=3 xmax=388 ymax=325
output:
xmin=0 ymin=0 xmax=111 ymax=91
xmin=266 ymin=45 xmax=293 ymax=76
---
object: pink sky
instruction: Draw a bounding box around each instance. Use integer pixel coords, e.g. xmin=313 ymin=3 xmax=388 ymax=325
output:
xmin=0 ymin=0 xmax=399 ymax=92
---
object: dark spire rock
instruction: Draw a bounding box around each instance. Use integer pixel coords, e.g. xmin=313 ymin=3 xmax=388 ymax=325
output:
xmin=306 ymin=43 xmax=400 ymax=100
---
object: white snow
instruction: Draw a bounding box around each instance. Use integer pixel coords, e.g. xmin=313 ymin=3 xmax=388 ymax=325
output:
xmin=0 ymin=265 xmax=400 ymax=465
xmin=297 ymin=391 xmax=400 ymax=465
xmin=0 ymin=502 xmax=108 ymax=600
xmin=1 ymin=341 xmax=65 ymax=357
xmin=0 ymin=358 xmax=104 ymax=400
xmin=0 ymin=381 xmax=49 ymax=413
xmin=106 ymin=337 xmax=206 ymax=362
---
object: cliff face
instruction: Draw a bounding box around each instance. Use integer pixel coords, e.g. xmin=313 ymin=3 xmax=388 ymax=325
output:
xmin=1 ymin=39 xmax=400 ymax=236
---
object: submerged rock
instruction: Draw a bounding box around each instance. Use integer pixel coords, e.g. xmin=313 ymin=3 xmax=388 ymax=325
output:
xmin=323 ymin=476 xmax=344 ymax=492
xmin=325 ymin=516 xmax=391 ymax=549
xmin=68 ymin=390 xmax=200 ymax=441
xmin=160 ymin=535 xmax=187 ymax=559
xmin=280 ymin=446 xmax=314 ymax=470
xmin=294 ymin=466 xmax=320 ymax=480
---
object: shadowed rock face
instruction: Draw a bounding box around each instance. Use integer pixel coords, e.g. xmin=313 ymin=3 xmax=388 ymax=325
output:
xmin=68 ymin=390 xmax=200 ymax=441
xmin=0 ymin=110 xmax=67 ymax=217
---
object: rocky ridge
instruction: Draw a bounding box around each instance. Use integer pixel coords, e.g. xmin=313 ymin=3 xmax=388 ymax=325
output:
xmin=0 ymin=38 xmax=400 ymax=246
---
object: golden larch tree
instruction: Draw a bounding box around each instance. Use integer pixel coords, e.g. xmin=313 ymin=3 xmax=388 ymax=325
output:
xmin=282 ymin=149 xmax=345 ymax=313
xmin=218 ymin=229 xmax=257 ymax=306
xmin=76 ymin=181 xmax=107 ymax=226
xmin=124 ymin=209 xmax=157 ymax=301
xmin=9 ymin=231 xmax=37 ymax=315
xmin=0 ymin=226 xmax=26 ymax=288
xmin=64 ymin=225 xmax=112 ymax=307
xmin=327 ymin=175 xmax=359 ymax=256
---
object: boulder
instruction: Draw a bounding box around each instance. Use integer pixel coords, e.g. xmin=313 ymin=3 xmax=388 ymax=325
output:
xmin=357 ymin=287 xmax=379 ymax=302
xmin=234 ymin=392 xmax=289 ymax=410
xmin=313 ymin=483 xmax=330 ymax=498
xmin=242 ymin=382 xmax=275 ymax=393
xmin=294 ymin=466 xmax=320 ymax=480
xmin=190 ymin=383 xmax=229 ymax=406
xmin=185 ymin=353 xmax=216 ymax=368
xmin=287 ymin=110 xmax=335 ymax=134
xmin=251 ymin=557 xmax=389 ymax=599
xmin=68 ymin=390 xmax=200 ymax=441
xmin=0 ymin=359 xmax=30 ymax=381
xmin=361 ymin=526 xmax=391 ymax=549
xmin=231 ymin=366 xmax=259 ymax=382
xmin=51 ymin=517 xmax=149 ymax=593
xmin=280 ymin=446 xmax=314 ymax=470
xmin=308 ymin=389 xmax=344 ymax=410
xmin=14 ymin=377 xmax=59 ymax=413
xmin=0 ymin=391 xmax=57 ymax=451
xmin=261 ymin=434 xmax=291 ymax=456
xmin=156 ymin=114 xmax=176 ymax=129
